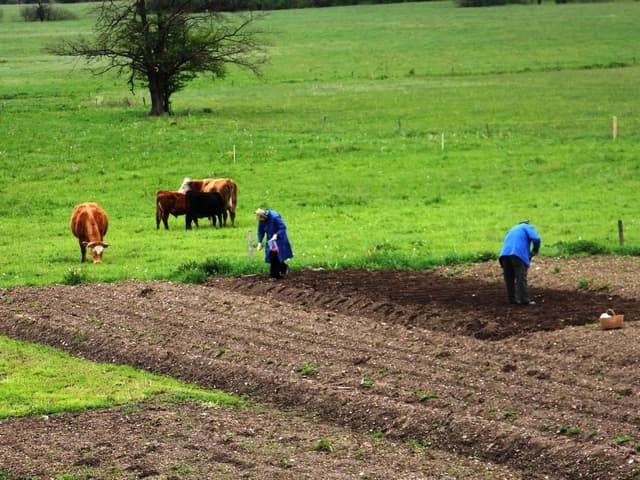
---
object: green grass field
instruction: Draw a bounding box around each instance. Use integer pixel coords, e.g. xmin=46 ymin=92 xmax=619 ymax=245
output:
xmin=0 ymin=335 xmax=243 ymax=418
xmin=1 ymin=1 xmax=639 ymax=287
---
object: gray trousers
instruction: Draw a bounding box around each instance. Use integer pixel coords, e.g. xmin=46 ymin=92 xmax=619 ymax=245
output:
xmin=499 ymin=255 xmax=529 ymax=304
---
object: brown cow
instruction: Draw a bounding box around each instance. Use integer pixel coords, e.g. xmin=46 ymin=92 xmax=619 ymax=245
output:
xmin=155 ymin=190 xmax=199 ymax=230
xmin=70 ymin=202 xmax=110 ymax=263
xmin=178 ymin=177 xmax=237 ymax=226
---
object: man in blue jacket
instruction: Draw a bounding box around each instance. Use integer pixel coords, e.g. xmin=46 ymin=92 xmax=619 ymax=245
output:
xmin=256 ymin=208 xmax=294 ymax=279
xmin=499 ymin=221 xmax=541 ymax=306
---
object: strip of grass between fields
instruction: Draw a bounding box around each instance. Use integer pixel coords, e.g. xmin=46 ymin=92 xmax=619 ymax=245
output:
xmin=168 ymin=242 xmax=640 ymax=284
xmin=0 ymin=335 xmax=245 ymax=419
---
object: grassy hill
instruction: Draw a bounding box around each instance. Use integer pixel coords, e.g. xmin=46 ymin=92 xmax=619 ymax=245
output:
xmin=0 ymin=1 xmax=639 ymax=286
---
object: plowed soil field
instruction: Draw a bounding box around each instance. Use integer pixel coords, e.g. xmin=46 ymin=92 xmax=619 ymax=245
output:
xmin=1 ymin=256 xmax=639 ymax=479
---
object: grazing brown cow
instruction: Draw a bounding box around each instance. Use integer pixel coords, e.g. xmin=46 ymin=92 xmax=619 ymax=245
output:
xmin=155 ymin=190 xmax=199 ymax=230
xmin=70 ymin=202 xmax=110 ymax=263
xmin=178 ymin=177 xmax=238 ymax=226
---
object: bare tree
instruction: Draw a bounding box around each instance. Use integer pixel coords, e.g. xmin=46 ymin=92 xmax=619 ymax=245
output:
xmin=51 ymin=0 xmax=266 ymax=115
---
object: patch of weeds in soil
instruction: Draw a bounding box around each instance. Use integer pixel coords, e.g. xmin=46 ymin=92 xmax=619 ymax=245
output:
xmin=63 ymin=267 xmax=88 ymax=286
xmin=73 ymin=330 xmax=90 ymax=344
xmin=214 ymin=347 xmax=228 ymax=358
xmin=614 ymin=434 xmax=633 ymax=446
xmin=577 ymin=278 xmax=592 ymax=290
xmin=1 ymin=296 xmax=14 ymax=305
xmin=297 ymin=362 xmax=318 ymax=376
xmin=556 ymin=424 xmax=582 ymax=436
xmin=552 ymin=265 xmax=562 ymax=274
xmin=352 ymin=449 xmax=366 ymax=460
xmin=416 ymin=390 xmax=439 ymax=402
xmin=587 ymin=429 xmax=598 ymax=439
xmin=26 ymin=299 xmax=43 ymax=310
xmin=371 ymin=431 xmax=384 ymax=440
xmin=360 ymin=377 xmax=374 ymax=389
xmin=405 ymin=438 xmax=431 ymax=453
xmin=312 ymin=438 xmax=334 ymax=453
xmin=503 ymin=410 xmax=518 ymax=420
xmin=170 ymin=463 xmax=192 ymax=475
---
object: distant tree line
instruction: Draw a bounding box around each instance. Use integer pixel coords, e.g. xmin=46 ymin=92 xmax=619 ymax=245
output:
xmin=457 ymin=0 xmax=609 ymax=5
xmin=18 ymin=0 xmax=77 ymax=20
xmin=0 ymin=0 xmax=436 ymax=8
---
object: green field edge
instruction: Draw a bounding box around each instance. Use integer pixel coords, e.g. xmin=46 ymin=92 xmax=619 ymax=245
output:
xmin=48 ymin=239 xmax=640 ymax=287
xmin=170 ymin=243 xmax=640 ymax=283
xmin=0 ymin=335 xmax=247 ymax=420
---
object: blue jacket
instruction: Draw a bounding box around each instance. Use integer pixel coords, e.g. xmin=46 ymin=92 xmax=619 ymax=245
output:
xmin=499 ymin=223 xmax=541 ymax=267
xmin=257 ymin=210 xmax=293 ymax=263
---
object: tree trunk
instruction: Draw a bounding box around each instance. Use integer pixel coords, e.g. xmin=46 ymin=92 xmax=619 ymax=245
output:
xmin=148 ymin=74 xmax=171 ymax=116
xmin=149 ymin=88 xmax=165 ymax=116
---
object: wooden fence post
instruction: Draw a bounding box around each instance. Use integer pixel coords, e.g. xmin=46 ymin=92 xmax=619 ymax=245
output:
xmin=618 ymin=219 xmax=624 ymax=246
xmin=612 ymin=116 xmax=618 ymax=140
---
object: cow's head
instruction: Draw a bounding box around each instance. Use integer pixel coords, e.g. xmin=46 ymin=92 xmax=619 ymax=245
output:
xmin=178 ymin=177 xmax=191 ymax=193
xmin=83 ymin=241 xmax=110 ymax=263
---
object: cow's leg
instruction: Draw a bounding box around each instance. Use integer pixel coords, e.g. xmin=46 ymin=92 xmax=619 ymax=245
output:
xmin=163 ymin=213 xmax=169 ymax=230
xmin=229 ymin=208 xmax=235 ymax=226
xmin=79 ymin=241 xmax=87 ymax=263
xmin=194 ymin=218 xmax=199 ymax=228
xmin=156 ymin=211 xmax=160 ymax=230
xmin=185 ymin=215 xmax=192 ymax=230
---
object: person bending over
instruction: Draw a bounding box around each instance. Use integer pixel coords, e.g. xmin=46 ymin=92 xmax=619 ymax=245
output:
xmin=256 ymin=208 xmax=294 ymax=279
xmin=499 ymin=221 xmax=541 ymax=306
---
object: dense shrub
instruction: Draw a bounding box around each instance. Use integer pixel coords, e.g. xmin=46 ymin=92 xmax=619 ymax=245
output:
xmin=555 ymin=0 xmax=611 ymax=3
xmin=20 ymin=3 xmax=78 ymax=21
xmin=456 ymin=0 xmax=536 ymax=6
xmin=553 ymin=240 xmax=610 ymax=256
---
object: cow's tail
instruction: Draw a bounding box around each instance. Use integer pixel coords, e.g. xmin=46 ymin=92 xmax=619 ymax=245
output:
xmin=156 ymin=200 xmax=164 ymax=229
xmin=229 ymin=182 xmax=237 ymax=211
xmin=229 ymin=182 xmax=237 ymax=225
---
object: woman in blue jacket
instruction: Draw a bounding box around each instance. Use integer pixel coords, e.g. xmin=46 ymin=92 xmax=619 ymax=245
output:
xmin=255 ymin=208 xmax=293 ymax=279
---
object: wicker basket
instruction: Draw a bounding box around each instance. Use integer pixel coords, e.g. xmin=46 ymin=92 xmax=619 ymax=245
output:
xmin=599 ymin=309 xmax=624 ymax=330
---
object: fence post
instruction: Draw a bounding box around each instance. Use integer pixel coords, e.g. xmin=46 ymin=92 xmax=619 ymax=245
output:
xmin=618 ymin=219 xmax=624 ymax=246
xmin=248 ymin=230 xmax=254 ymax=261
xmin=612 ymin=116 xmax=618 ymax=140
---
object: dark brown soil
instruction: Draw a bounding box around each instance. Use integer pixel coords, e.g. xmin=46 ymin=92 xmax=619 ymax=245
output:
xmin=219 ymin=263 xmax=639 ymax=339
xmin=0 ymin=400 xmax=522 ymax=479
xmin=0 ymin=257 xmax=639 ymax=479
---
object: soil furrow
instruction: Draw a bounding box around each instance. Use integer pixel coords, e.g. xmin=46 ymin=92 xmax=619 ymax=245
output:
xmin=1 ymin=275 xmax=639 ymax=479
